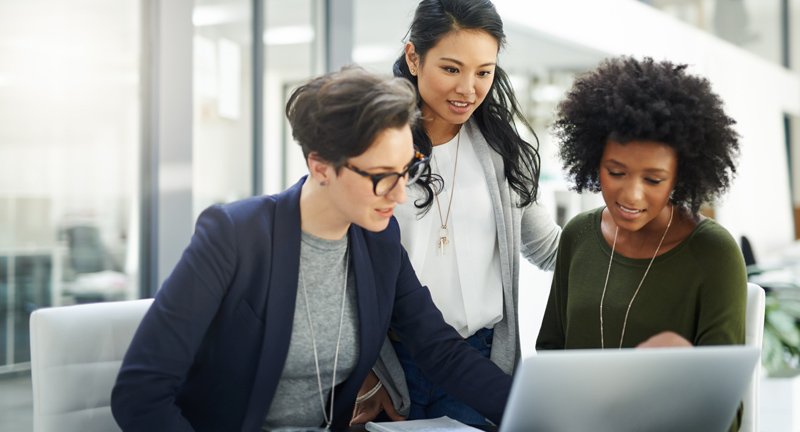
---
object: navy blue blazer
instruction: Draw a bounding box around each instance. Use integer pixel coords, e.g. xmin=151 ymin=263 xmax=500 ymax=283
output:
xmin=111 ymin=177 xmax=512 ymax=432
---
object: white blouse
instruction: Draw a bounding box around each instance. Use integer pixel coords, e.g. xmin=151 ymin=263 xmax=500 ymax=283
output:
xmin=394 ymin=131 xmax=503 ymax=338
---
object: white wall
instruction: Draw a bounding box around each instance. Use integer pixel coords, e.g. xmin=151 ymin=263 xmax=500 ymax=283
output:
xmin=496 ymin=0 xmax=800 ymax=261
xmin=490 ymin=0 xmax=800 ymax=351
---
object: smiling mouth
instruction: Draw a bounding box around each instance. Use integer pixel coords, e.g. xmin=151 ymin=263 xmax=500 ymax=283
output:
xmin=618 ymin=204 xmax=644 ymax=214
xmin=450 ymin=101 xmax=470 ymax=107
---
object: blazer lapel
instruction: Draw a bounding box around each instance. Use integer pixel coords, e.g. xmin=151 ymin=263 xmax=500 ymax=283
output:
xmin=242 ymin=191 xmax=384 ymax=430
xmin=349 ymin=225 xmax=380 ymax=376
xmin=329 ymin=225 xmax=381 ymax=425
xmin=241 ymin=178 xmax=304 ymax=432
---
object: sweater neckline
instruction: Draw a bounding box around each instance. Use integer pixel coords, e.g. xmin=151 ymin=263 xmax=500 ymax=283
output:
xmin=591 ymin=206 xmax=712 ymax=266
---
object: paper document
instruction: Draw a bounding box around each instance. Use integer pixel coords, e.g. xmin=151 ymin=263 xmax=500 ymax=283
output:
xmin=365 ymin=416 xmax=482 ymax=432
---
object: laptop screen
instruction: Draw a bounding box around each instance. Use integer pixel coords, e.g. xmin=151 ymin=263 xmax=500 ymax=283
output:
xmin=500 ymin=346 xmax=759 ymax=432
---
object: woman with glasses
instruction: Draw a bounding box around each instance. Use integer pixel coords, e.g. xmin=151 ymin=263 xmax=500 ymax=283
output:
xmin=352 ymin=0 xmax=561 ymax=425
xmin=111 ymin=66 xmax=512 ymax=432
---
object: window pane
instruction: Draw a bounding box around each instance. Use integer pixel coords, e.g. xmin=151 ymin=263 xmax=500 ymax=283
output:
xmin=353 ymin=0 xmax=414 ymax=71
xmin=0 ymin=0 xmax=141 ymax=372
xmin=263 ymin=0 xmax=323 ymax=194
xmin=193 ymin=0 xmax=254 ymax=218
xmin=642 ymin=0 xmax=783 ymax=65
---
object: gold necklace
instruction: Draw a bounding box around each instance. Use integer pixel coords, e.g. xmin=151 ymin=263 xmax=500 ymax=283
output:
xmin=600 ymin=203 xmax=674 ymax=349
xmin=433 ymin=130 xmax=460 ymax=256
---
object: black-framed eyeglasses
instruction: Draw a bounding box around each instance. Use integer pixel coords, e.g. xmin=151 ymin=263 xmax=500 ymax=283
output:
xmin=343 ymin=151 xmax=431 ymax=197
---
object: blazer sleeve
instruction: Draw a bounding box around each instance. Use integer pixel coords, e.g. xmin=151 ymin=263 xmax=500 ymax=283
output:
xmin=389 ymin=246 xmax=512 ymax=424
xmin=111 ymin=205 xmax=238 ymax=432
xmin=519 ymin=201 xmax=561 ymax=272
xmin=372 ymin=337 xmax=411 ymax=416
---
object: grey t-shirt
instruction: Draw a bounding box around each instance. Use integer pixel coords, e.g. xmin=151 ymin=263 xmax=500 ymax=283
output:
xmin=263 ymin=231 xmax=360 ymax=430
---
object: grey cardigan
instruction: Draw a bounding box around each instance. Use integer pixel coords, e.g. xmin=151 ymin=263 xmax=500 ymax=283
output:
xmin=374 ymin=118 xmax=561 ymax=416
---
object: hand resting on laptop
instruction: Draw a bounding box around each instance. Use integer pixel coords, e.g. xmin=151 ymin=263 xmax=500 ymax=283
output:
xmin=636 ymin=331 xmax=693 ymax=348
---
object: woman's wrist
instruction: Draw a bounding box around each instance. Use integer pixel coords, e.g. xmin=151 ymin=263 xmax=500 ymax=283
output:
xmin=355 ymin=381 xmax=383 ymax=403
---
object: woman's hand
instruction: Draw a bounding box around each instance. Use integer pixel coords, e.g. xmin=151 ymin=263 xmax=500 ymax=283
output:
xmin=636 ymin=331 xmax=692 ymax=348
xmin=350 ymin=370 xmax=405 ymax=424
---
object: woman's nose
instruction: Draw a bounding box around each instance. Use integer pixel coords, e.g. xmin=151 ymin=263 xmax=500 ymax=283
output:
xmin=621 ymin=180 xmax=645 ymax=204
xmin=455 ymin=75 xmax=475 ymax=97
xmin=386 ymin=176 xmax=408 ymax=204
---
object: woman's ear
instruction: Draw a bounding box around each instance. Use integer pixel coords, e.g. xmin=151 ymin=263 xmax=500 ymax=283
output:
xmin=307 ymin=152 xmax=332 ymax=186
xmin=405 ymin=42 xmax=419 ymax=76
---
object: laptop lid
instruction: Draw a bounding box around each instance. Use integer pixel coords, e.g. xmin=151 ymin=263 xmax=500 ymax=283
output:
xmin=499 ymin=345 xmax=760 ymax=432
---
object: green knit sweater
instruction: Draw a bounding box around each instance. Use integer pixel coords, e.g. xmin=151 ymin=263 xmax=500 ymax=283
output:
xmin=536 ymin=207 xmax=747 ymax=431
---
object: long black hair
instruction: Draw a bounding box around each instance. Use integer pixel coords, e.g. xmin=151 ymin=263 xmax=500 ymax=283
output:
xmin=394 ymin=0 xmax=541 ymax=213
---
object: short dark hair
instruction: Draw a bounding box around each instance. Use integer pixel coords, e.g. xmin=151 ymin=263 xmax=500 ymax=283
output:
xmin=286 ymin=66 xmax=419 ymax=170
xmin=554 ymin=56 xmax=740 ymax=215
xmin=393 ymin=0 xmax=541 ymax=212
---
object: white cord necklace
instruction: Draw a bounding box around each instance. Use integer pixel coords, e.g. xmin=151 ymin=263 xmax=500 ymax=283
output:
xmin=600 ymin=204 xmax=673 ymax=349
xmin=300 ymin=244 xmax=349 ymax=430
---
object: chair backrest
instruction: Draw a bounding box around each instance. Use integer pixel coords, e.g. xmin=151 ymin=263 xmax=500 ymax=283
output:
xmin=740 ymin=236 xmax=757 ymax=267
xmin=741 ymin=283 xmax=765 ymax=432
xmin=30 ymin=299 xmax=153 ymax=432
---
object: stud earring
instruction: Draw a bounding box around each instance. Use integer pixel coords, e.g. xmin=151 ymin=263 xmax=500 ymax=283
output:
xmin=320 ymin=181 xmax=326 ymax=186
xmin=410 ymin=69 xmax=416 ymax=75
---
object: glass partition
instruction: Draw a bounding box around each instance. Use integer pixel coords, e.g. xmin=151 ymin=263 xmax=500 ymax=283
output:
xmin=263 ymin=0 xmax=325 ymax=194
xmin=0 ymin=0 xmax=141 ymax=371
xmin=193 ymin=0 xmax=254 ymax=219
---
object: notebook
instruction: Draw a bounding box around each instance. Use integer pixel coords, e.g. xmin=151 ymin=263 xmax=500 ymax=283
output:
xmin=499 ymin=345 xmax=760 ymax=432
xmin=365 ymin=416 xmax=480 ymax=432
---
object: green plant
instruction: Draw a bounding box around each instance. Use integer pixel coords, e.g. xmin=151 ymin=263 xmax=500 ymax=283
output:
xmin=762 ymin=288 xmax=800 ymax=375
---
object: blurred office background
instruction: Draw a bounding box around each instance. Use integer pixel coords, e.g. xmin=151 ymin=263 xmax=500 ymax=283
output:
xmin=1 ymin=0 xmax=799 ymax=430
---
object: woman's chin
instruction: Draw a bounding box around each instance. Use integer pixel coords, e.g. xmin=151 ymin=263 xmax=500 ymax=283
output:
xmin=359 ymin=217 xmax=392 ymax=233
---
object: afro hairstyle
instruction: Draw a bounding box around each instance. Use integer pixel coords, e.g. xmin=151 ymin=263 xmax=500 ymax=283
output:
xmin=553 ymin=56 xmax=740 ymax=215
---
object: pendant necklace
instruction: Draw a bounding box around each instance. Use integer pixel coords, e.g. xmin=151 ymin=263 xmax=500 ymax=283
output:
xmin=432 ymin=130 xmax=460 ymax=256
xmin=600 ymin=203 xmax=673 ymax=349
xmin=300 ymin=244 xmax=349 ymax=429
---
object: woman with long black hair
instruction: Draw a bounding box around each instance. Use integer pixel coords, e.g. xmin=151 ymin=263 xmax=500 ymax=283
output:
xmin=352 ymin=0 xmax=560 ymax=425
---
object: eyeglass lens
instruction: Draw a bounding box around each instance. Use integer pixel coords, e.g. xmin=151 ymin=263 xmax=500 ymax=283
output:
xmin=374 ymin=159 xmax=427 ymax=196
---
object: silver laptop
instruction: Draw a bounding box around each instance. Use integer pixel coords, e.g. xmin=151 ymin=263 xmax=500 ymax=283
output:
xmin=499 ymin=346 xmax=760 ymax=432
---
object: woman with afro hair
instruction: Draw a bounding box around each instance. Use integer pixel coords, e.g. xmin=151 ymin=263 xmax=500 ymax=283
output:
xmin=537 ymin=55 xmax=746 ymax=430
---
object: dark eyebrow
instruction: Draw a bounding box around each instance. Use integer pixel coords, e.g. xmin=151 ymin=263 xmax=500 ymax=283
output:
xmin=439 ymin=57 xmax=496 ymax=68
xmin=604 ymin=159 xmax=626 ymax=168
xmin=362 ymin=154 xmax=416 ymax=172
xmin=604 ymin=159 xmax=669 ymax=174
xmin=360 ymin=165 xmax=398 ymax=173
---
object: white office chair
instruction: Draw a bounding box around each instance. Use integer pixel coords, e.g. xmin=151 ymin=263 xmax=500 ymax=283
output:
xmin=741 ymin=282 xmax=765 ymax=432
xmin=30 ymin=299 xmax=154 ymax=432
